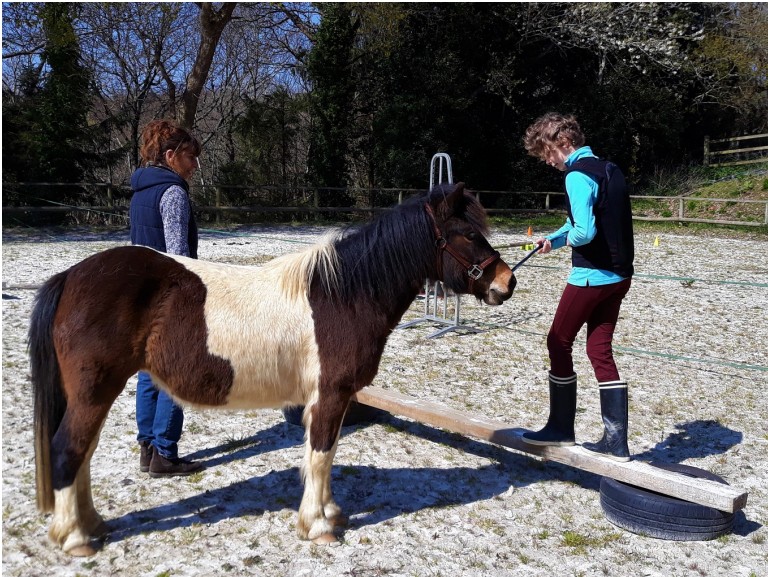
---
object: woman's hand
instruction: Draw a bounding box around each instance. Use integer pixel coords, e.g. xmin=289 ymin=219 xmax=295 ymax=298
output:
xmin=536 ymin=238 xmax=552 ymax=254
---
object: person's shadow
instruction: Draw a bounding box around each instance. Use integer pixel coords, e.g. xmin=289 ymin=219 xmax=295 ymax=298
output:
xmin=632 ymin=419 xmax=743 ymax=463
xmin=630 ymin=419 xmax=758 ymax=536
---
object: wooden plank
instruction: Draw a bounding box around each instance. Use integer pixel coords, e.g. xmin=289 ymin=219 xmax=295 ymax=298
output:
xmin=710 ymin=145 xmax=768 ymax=155
xmin=710 ymin=132 xmax=768 ymax=144
xmin=353 ymin=386 xmax=748 ymax=513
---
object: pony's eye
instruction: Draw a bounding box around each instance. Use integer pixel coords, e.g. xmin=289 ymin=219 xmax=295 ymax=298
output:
xmin=465 ymin=231 xmax=477 ymax=241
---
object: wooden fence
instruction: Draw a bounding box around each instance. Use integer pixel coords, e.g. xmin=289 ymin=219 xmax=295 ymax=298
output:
xmin=704 ymin=133 xmax=768 ymax=167
xmin=3 ymin=183 xmax=768 ymax=227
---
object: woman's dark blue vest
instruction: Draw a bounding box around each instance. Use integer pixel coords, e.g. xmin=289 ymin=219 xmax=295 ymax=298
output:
xmin=563 ymin=158 xmax=634 ymax=277
xmin=129 ymin=166 xmax=198 ymax=258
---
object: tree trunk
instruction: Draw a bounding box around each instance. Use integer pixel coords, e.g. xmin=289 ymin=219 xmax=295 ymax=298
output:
xmin=179 ymin=2 xmax=237 ymax=129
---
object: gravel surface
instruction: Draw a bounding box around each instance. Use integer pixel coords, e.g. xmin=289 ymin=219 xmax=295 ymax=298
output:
xmin=2 ymin=223 xmax=767 ymax=577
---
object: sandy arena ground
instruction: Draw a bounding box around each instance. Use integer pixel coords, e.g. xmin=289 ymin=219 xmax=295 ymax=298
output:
xmin=2 ymin=221 xmax=767 ymax=577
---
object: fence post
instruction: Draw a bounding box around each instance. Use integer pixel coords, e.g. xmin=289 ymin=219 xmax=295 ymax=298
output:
xmin=215 ymin=186 xmax=222 ymax=225
xmin=679 ymin=197 xmax=684 ymax=219
xmin=703 ymin=135 xmax=710 ymax=166
xmin=545 ymin=193 xmax=550 ymax=210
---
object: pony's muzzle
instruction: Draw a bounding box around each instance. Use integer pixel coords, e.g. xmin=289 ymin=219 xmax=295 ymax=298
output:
xmin=485 ymin=270 xmax=516 ymax=305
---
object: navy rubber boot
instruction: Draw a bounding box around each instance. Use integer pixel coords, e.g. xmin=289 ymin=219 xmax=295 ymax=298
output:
xmin=522 ymin=373 xmax=577 ymax=446
xmin=581 ymin=381 xmax=630 ymax=462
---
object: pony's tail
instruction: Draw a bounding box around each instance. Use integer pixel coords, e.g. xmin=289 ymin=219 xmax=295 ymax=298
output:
xmin=29 ymin=271 xmax=69 ymax=512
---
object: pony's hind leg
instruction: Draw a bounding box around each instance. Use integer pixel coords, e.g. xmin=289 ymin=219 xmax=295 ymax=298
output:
xmin=48 ymin=398 xmax=116 ymax=555
xmin=76 ymin=427 xmax=108 ymax=538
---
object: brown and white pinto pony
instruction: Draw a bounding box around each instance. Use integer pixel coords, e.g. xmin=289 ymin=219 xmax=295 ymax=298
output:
xmin=29 ymin=182 xmax=516 ymax=556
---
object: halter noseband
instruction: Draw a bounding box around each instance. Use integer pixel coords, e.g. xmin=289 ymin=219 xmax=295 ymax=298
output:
xmin=424 ymin=203 xmax=500 ymax=293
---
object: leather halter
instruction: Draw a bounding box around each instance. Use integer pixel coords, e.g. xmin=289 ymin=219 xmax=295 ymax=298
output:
xmin=424 ymin=203 xmax=500 ymax=293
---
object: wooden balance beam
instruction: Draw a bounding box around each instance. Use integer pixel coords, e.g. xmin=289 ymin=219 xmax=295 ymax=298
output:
xmin=353 ymin=386 xmax=748 ymax=514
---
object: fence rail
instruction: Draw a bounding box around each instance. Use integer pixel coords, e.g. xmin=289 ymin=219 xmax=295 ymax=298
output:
xmin=3 ymin=184 xmax=767 ymax=226
xmin=704 ymin=133 xmax=768 ymax=167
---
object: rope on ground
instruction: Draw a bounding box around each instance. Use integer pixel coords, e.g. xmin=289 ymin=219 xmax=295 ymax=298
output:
xmin=450 ymin=320 xmax=768 ymax=373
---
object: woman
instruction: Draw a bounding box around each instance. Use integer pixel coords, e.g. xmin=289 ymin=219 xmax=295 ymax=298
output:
xmin=129 ymin=119 xmax=203 ymax=477
xmin=520 ymin=112 xmax=634 ymax=462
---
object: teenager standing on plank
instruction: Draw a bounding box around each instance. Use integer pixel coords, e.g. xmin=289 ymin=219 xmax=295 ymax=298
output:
xmin=520 ymin=112 xmax=635 ymax=462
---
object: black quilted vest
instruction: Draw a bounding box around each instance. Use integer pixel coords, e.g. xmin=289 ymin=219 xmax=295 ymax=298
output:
xmin=563 ymin=158 xmax=634 ymax=278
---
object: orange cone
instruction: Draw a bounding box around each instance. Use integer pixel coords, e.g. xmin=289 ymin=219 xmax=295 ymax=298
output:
xmin=527 ymin=226 xmax=533 ymax=237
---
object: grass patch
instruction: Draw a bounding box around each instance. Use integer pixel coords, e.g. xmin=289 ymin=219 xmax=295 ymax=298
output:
xmin=561 ymin=529 xmax=622 ymax=554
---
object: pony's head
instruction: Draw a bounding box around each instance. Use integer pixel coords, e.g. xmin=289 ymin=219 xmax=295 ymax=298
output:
xmin=425 ymin=182 xmax=515 ymax=305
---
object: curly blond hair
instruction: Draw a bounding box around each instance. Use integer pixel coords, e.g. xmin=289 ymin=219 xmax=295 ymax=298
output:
xmin=139 ymin=119 xmax=201 ymax=166
xmin=523 ymin=112 xmax=585 ymax=160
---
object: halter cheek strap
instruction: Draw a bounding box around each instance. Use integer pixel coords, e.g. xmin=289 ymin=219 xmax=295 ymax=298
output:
xmin=424 ymin=203 xmax=500 ymax=293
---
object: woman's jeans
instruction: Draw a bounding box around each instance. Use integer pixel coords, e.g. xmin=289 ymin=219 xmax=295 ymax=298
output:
xmin=136 ymin=371 xmax=184 ymax=459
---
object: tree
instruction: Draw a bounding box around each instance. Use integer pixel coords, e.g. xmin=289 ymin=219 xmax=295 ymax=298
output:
xmin=304 ymin=3 xmax=359 ymax=202
xmin=78 ymin=3 xmax=189 ymax=172
xmin=694 ymin=3 xmax=768 ymax=132
xmin=3 ymin=1 xmax=765 ymax=207
xmin=3 ymin=3 xmax=95 ymax=184
xmin=179 ymin=2 xmax=237 ymax=129
xmin=223 ymin=88 xmax=308 ymax=190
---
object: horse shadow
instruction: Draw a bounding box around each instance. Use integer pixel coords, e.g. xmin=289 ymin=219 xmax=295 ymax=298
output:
xmin=181 ymin=419 xmax=305 ymax=467
xmin=103 ymin=416 xmax=541 ymax=547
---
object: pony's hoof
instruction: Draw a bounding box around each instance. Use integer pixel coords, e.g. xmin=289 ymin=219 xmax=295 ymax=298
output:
xmin=312 ymin=533 xmax=338 ymax=545
xmin=67 ymin=544 xmax=98 ymax=557
xmin=330 ymin=514 xmax=348 ymax=528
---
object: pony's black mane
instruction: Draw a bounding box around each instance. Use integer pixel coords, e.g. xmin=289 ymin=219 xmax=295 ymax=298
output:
xmin=328 ymin=185 xmax=488 ymax=304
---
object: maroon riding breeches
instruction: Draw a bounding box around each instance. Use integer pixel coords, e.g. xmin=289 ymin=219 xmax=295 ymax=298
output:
xmin=547 ymin=278 xmax=632 ymax=383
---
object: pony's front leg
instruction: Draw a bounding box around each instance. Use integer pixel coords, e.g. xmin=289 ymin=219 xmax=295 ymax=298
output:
xmin=297 ymin=401 xmax=345 ymax=543
xmin=298 ymin=444 xmax=338 ymax=543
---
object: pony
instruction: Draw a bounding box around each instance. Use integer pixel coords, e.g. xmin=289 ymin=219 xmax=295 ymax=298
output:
xmin=29 ymin=182 xmax=516 ymax=556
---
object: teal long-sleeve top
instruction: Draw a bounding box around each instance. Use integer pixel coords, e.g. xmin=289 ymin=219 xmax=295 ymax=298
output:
xmin=546 ymin=146 xmax=627 ymax=287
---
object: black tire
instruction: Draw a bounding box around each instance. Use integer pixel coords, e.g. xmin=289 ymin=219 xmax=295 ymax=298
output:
xmin=599 ymin=463 xmax=735 ymax=541
xmin=282 ymin=401 xmax=386 ymax=428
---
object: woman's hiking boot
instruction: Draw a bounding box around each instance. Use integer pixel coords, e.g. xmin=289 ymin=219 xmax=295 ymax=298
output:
xmin=139 ymin=441 xmax=153 ymax=473
xmin=148 ymin=451 xmax=203 ymax=478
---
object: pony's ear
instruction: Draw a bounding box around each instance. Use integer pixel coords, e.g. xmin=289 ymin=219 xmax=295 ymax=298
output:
xmin=445 ymin=182 xmax=466 ymax=211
